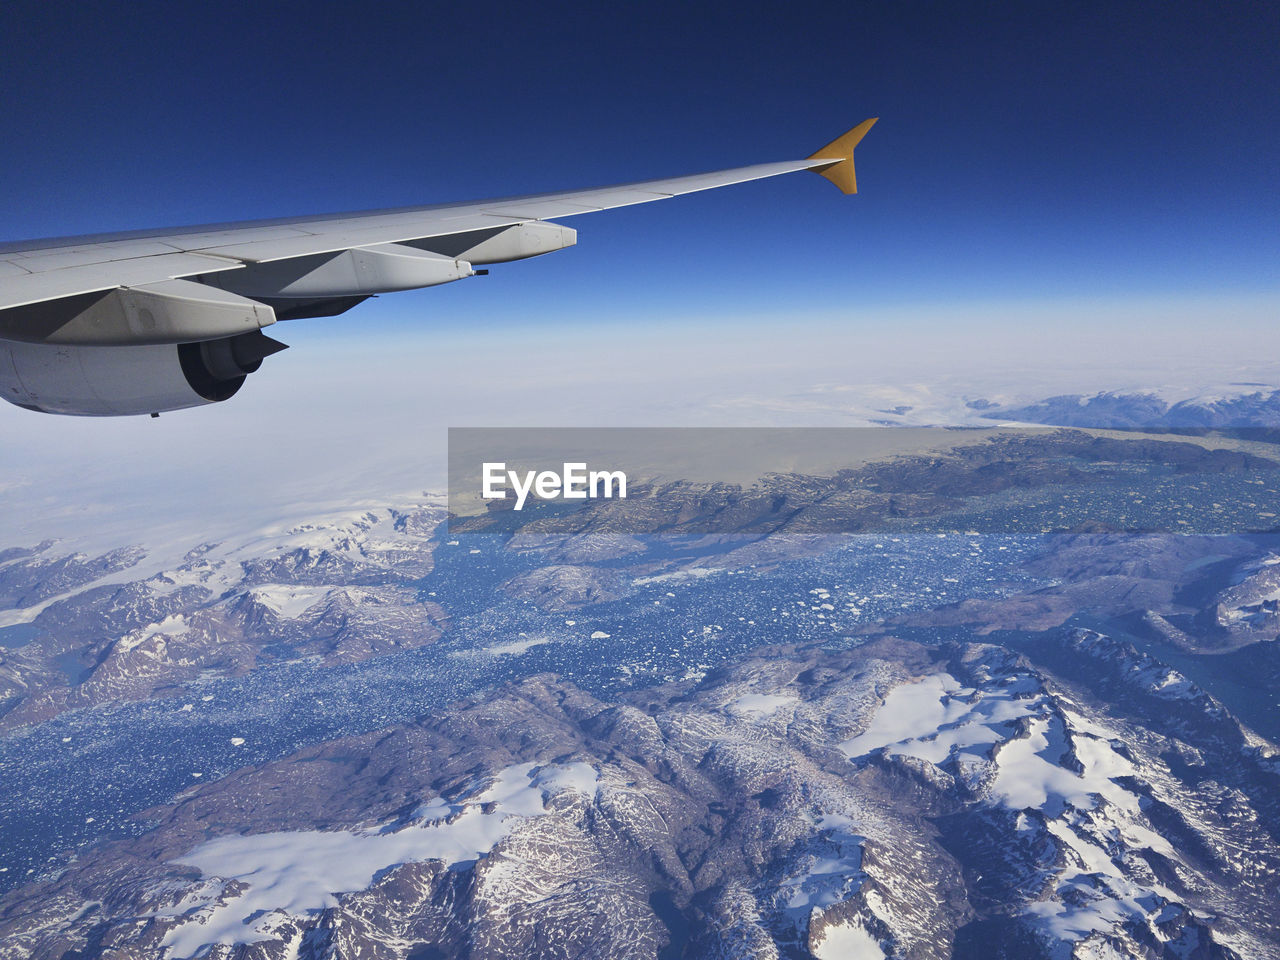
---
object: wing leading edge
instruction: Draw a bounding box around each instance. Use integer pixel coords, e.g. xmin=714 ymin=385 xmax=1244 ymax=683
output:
xmin=0 ymin=119 xmax=877 ymax=319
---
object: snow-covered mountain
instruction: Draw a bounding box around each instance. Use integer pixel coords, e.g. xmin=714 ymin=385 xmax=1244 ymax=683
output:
xmin=3 ymin=428 xmax=1280 ymax=958
xmin=0 ymin=506 xmax=446 ymax=728
xmin=982 ymin=389 xmax=1280 ymax=429
xmin=0 ymin=635 xmax=1275 ymax=959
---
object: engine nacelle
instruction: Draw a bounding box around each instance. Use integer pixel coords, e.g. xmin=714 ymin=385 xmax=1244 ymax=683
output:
xmin=0 ymin=330 xmax=286 ymax=416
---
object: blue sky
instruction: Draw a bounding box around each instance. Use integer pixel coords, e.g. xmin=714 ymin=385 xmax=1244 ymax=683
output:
xmin=1 ymin=0 xmax=1275 ymax=326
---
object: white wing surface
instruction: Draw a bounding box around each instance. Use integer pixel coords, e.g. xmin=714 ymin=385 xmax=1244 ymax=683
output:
xmin=0 ymin=119 xmax=876 ymax=415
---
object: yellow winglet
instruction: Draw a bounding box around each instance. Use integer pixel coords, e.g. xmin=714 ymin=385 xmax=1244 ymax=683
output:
xmin=807 ymin=117 xmax=878 ymax=195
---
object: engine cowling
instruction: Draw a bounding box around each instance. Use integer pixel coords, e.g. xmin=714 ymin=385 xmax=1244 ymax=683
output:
xmin=0 ymin=330 xmax=286 ymax=416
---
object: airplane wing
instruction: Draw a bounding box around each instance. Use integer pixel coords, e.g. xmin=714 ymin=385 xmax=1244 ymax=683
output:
xmin=0 ymin=119 xmax=876 ymax=416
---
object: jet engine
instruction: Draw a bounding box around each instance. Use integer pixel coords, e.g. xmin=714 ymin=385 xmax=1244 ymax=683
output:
xmin=0 ymin=330 xmax=287 ymax=416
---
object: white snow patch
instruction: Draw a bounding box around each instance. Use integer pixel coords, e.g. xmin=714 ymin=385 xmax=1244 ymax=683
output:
xmin=250 ymin=585 xmax=332 ymax=620
xmin=726 ymin=693 xmax=796 ymax=719
xmin=991 ymin=714 xmax=1151 ymax=821
xmin=811 ymin=918 xmax=885 ymax=959
xmin=839 ymin=673 xmax=1033 ymax=765
xmin=162 ymin=761 xmax=598 ymax=958
xmin=777 ymin=812 xmax=865 ymax=913
xmin=117 ymin=614 xmax=190 ymax=653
